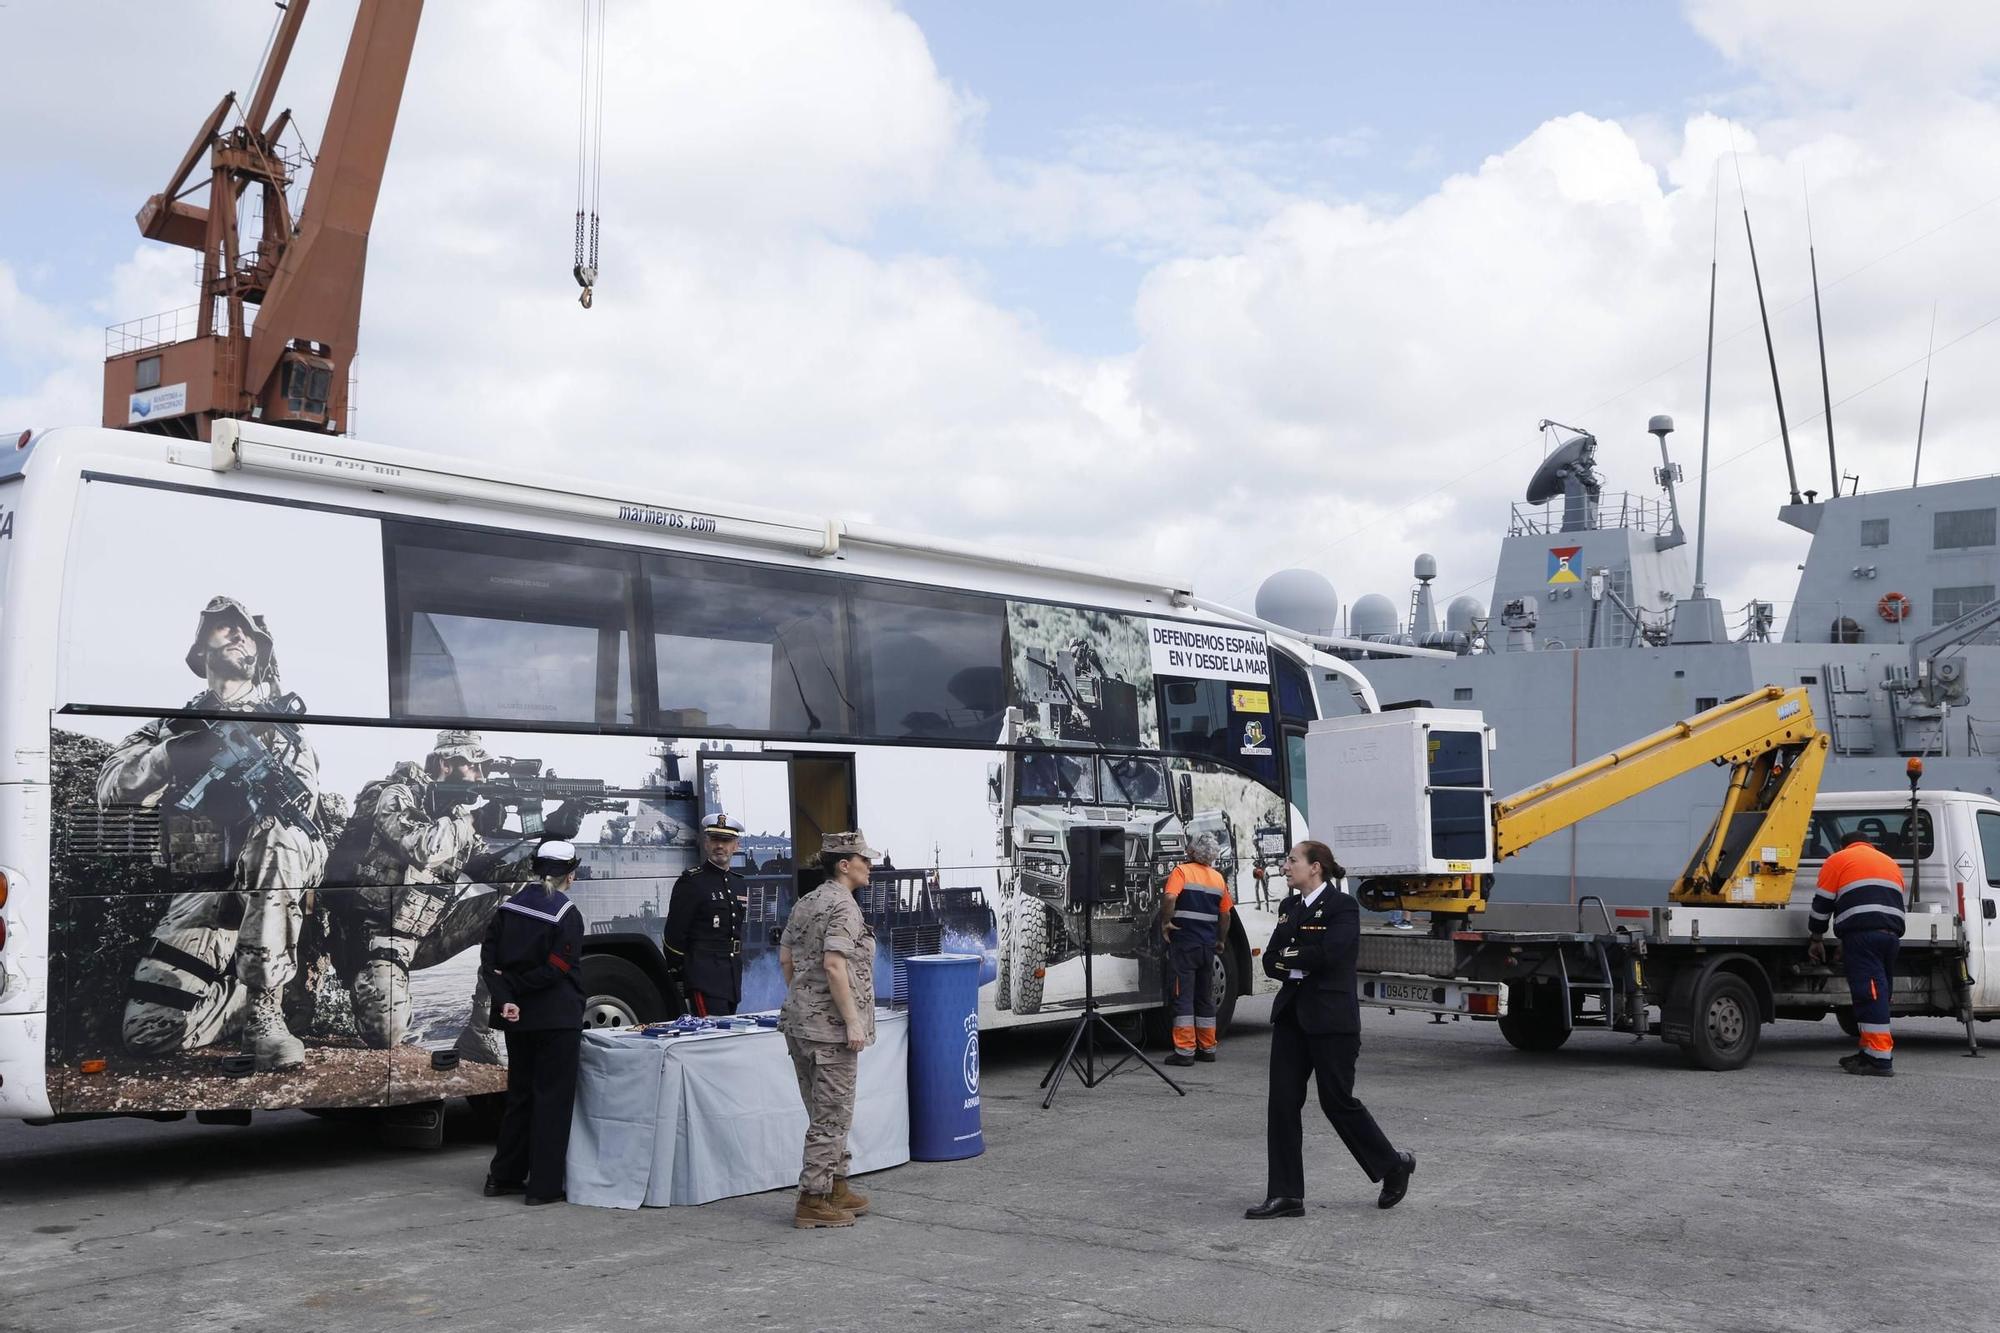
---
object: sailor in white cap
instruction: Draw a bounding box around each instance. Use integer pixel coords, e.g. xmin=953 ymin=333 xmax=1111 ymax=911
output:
xmin=662 ymin=811 xmax=749 ymax=1016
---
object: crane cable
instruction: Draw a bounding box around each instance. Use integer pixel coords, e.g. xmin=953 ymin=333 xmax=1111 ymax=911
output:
xmin=574 ymin=0 xmax=608 ymax=307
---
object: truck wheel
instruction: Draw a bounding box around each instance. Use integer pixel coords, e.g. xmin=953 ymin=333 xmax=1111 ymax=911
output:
xmin=581 ymin=955 xmax=663 ymax=1029
xmin=1681 ymin=972 xmax=1760 ymax=1071
xmin=1010 ymin=897 xmax=1047 ymax=1015
xmin=995 ymin=904 xmax=1013 ymax=1010
xmin=1498 ymin=980 xmax=1571 ymax=1052
xmin=1834 ymin=1006 xmax=1858 ymax=1038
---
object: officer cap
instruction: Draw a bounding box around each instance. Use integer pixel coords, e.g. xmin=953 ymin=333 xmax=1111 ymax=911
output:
xmin=183 ymin=595 xmax=275 ymax=683
xmin=430 ymin=729 xmax=491 ymax=765
xmin=700 ymin=812 xmax=744 ymax=840
xmin=821 ymin=830 xmax=882 ymax=862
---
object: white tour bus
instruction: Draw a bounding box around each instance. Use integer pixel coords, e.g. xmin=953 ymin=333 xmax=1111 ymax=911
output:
xmin=0 ymin=421 xmax=1378 ymax=1124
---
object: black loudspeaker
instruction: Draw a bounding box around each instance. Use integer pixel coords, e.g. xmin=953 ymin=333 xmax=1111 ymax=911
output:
xmin=1066 ymin=826 xmax=1125 ymax=907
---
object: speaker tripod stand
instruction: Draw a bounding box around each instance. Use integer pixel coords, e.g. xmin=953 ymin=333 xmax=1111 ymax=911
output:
xmin=1039 ymin=906 xmax=1185 ymax=1109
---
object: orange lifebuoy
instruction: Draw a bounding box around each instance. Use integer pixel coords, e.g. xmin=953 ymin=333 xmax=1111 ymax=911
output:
xmin=1878 ymin=591 xmax=1911 ymax=623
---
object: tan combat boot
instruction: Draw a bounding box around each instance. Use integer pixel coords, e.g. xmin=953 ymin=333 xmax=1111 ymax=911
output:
xmin=242 ymin=986 xmax=306 ymax=1072
xmin=793 ymin=1191 xmax=856 ymax=1229
xmin=827 ymin=1177 xmax=869 ymax=1216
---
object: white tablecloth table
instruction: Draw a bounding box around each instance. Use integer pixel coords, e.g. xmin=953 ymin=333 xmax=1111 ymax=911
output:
xmin=565 ymin=1011 xmax=910 ymax=1208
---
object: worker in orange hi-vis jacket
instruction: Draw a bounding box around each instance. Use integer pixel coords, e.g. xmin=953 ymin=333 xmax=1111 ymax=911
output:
xmin=1161 ymin=833 xmax=1234 ymax=1067
xmin=1806 ymin=832 xmax=1908 ymax=1078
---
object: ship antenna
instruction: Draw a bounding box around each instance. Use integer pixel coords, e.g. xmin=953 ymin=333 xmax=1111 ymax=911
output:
xmin=1806 ymin=176 xmax=1838 ymax=495
xmin=1913 ymin=302 xmax=1938 ymax=488
xmin=1733 ymin=143 xmax=1802 ymax=506
xmin=1694 ymin=162 xmax=1719 ymax=600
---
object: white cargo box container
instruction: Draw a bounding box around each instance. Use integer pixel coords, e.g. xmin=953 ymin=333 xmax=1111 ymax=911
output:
xmin=1306 ymin=708 xmax=1495 ymax=878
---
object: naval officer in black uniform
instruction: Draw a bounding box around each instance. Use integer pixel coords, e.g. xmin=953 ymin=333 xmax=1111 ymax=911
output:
xmin=482 ymin=839 xmax=586 ymax=1206
xmin=1246 ymin=839 xmax=1416 ymax=1219
xmin=664 ymin=812 xmax=748 ymax=1016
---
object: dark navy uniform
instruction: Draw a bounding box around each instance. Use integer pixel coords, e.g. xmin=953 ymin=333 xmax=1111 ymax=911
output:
xmin=1262 ymin=884 xmax=1401 ymax=1199
xmin=664 ymin=860 xmax=747 ymax=1016
xmin=482 ymin=883 xmax=585 ymax=1202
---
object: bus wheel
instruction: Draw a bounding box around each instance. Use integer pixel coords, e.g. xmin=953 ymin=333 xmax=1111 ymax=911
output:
xmin=1680 ymin=972 xmax=1759 ymax=1072
xmin=1498 ymin=980 xmax=1570 ymax=1053
xmin=1010 ymin=898 xmax=1047 ymax=1015
xmin=1210 ymin=943 xmax=1241 ymax=1037
xmin=466 ymin=1092 xmax=506 ymax=1137
xmin=1834 ymin=1006 xmax=1858 ymax=1038
xmin=581 ymin=955 xmax=663 ymax=1029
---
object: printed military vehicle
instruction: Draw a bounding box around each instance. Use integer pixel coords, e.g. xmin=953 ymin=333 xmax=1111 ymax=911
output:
xmin=989 ymin=734 xmax=1239 ymax=1023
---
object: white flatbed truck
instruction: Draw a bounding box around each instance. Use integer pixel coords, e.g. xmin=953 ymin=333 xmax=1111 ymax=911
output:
xmin=1311 ymin=690 xmax=1998 ymax=1069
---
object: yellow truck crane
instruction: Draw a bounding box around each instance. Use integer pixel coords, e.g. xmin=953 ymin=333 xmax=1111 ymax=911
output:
xmin=1308 ymin=687 xmax=1998 ymax=1069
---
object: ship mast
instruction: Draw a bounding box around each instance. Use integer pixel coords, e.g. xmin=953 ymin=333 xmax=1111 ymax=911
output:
xmin=103 ymin=0 xmax=423 ymax=441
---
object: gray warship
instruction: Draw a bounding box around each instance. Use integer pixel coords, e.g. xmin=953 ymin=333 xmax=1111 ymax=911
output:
xmin=1262 ymin=422 xmax=2000 ymax=905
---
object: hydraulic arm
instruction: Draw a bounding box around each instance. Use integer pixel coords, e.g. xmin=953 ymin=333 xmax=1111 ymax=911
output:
xmin=1348 ymin=685 xmax=1829 ymax=918
xmin=1501 ymin=685 xmax=1828 ymax=906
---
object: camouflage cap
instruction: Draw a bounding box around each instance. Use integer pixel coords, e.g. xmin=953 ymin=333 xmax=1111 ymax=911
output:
xmin=700 ymin=812 xmax=744 ymax=840
xmin=821 ymin=829 xmax=882 ymax=862
xmin=183 ymin=595 xmax=275 ymax=683
xmin=429 ymin=730 xmax=491 ymax=764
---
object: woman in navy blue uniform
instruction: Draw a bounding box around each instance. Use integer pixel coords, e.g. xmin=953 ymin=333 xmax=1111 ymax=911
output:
xmin=481 ymin=839 xmax=586 ymax=1206
xmin=1246 ymin=840 xmax=1415 ymax=1219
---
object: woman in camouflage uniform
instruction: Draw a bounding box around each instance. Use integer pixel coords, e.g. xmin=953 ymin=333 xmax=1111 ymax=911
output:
xmin=778 ymin=830 xmax=880 ymax=1228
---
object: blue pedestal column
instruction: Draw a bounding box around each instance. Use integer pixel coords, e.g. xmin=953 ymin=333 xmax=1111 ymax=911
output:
xmin=905 ymin=954 xmax=984 ymax=1161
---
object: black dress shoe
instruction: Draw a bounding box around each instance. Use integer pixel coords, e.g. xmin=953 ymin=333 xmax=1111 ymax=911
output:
xmin=1377 ymin=1151 xmax=1416 ymax=1209
xmin=1244 ymin=1197 xmax=1304 ymax=1219
xmin=523 ymin=1192 xmax=567 ymax=1206
xmin=483 ymin=1175 xmax=524 ymax=1198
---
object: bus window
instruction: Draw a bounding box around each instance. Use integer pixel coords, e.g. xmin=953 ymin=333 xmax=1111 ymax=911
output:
xmin=1159 ymin=677 xmax=1279 ymax=786
xmin=1285 ymin=731 xmax=1309 ymax=820
xmin=1273 ymin=650 xmax=1314 ymax=722
xmin=648 ymin=554 xmax=849 ymax=736
xmin=387 ymin=524 xmax=634 ymax=725
xmin=848 ymin=583 xmax=1005 ymax=741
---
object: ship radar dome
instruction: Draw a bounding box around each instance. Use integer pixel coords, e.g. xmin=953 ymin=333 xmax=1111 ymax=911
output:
xmin=1255 ymin=568 xmax=1340 ymax=638
xmin=1414 ymin=553 xmax=1438 ymax=581
xmin=1445 ymin=596 xmax=1485 ymax=635
xmin=1350 ymin=593 xmax=1400 ymax=639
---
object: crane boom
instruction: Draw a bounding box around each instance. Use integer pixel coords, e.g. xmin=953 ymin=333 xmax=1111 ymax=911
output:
xmin=104 ymin=0 xmax=424 ymax=441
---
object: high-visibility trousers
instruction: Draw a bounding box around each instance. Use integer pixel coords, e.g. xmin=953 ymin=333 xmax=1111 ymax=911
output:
xmin=1841 ymin=928 xmax=1900 ymax=1067
xmin=1167 ymin=940 xmax=1218 ymax=1052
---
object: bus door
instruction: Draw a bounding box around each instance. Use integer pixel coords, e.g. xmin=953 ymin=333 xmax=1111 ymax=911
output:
xmin=696 ymin=751 xmax=856 ymax=1010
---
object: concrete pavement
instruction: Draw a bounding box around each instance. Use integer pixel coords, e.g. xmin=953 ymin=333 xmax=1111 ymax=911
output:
xmin=4 ymin=1001 xmax=1997 ymax=1333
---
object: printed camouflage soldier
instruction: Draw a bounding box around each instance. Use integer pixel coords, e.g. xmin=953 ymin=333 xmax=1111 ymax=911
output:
xmin=324 ymin=730 xmax=588 ymax=1062
xmin=96 ymin=596 xmax=326 ymax=1071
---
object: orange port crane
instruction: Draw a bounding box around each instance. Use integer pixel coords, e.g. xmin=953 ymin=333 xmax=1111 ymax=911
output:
xmin=103 ymin=0 xmax=423 ymax=440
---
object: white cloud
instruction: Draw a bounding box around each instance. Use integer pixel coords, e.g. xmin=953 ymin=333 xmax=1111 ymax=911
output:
xmin=10 ymin=0 xmax=2000 ymax=651
xmin=1687 ymin=0 xmax=2000 ymax=97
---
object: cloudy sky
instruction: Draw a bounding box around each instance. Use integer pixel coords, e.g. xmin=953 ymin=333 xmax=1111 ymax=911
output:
xmin=5 ymin=1 xmax=2000 ymax=635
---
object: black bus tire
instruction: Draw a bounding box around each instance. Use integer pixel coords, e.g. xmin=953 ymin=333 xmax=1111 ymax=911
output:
xmin=1834 ymin=1006 xmax=1859 ymax=1038
xmin=1211 ymin=943 xmax=1241 ymax=1037
xmin=581 ymin=955 xmax=664 ymax=1029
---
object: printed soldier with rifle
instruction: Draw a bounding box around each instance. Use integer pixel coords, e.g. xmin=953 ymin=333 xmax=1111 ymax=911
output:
xmin=97 ymin=596 xmax=325 ymax=1071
